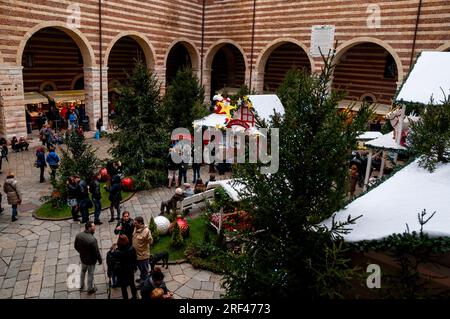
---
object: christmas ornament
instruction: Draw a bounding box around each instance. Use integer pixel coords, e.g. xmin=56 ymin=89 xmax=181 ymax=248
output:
xmin=154 ymin=216 xmax=171 ymax=235
xmin=99 ymin=167 xmax=109 ymax=182
xmin=121 ymin=177 xmax=134 ymax=191
xmin=169 ymin=215 xmax=190 ymax=236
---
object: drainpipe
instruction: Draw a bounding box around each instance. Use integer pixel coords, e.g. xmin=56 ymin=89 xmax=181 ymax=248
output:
xmin=409 ymin=0 xmax=422 ymax=71
xmin=200 ymin=0 xmax=206 ymax=85
xmin=98 ymin=0 xmax=103 ymax=121
xmin=248 ymin=0 xmax=256 ymax=91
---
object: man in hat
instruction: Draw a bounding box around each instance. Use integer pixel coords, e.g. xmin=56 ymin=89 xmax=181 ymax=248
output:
xmin=159 ymin=188 xmax=185 ymax=215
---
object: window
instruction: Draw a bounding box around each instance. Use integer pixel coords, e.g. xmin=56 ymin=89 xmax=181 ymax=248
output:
xmin=241 ymin=107 xmax=254 ymax=123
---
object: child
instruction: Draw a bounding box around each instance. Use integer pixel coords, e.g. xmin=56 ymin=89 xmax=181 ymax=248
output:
xmin=106 ymin=243 xmax=119 ymax=288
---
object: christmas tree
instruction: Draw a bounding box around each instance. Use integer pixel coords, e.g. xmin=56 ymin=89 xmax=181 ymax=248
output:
xmin=164 ymin=67 xmax=209 ymax=131
xmin=149 ymin=216 xmax=160 ymax=245
xmin=408 ymin=95 xmax=450 ymax=172
xmin=55 ymin=129 xmax=100 ymax=198
xmin=109 ymin=61 xmax=170 ymax=189
xmin=222 ymin=54 xmax=372 ymax=298
xmin=171 ymin=222 xmax=184 ymax=248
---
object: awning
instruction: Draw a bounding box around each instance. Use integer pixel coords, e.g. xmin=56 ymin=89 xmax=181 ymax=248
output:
xmin=357 ymin=131 xmax=383 ymax=141
xmin=396 ymin=51 xmax=450 ymax=104
xmin=24 ymin=92 xmax=48 ymax=104
xmin=338 ymin=100 xmax=391 ymax=116
xmin=364 ymin=131 xmax=406 ymax=151
xmin=43 ymin=90 xmax=85 ymax=103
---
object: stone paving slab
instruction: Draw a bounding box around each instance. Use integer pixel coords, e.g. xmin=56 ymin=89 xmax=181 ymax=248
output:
xmin=0 ymin=138 xmax=224 ymax=299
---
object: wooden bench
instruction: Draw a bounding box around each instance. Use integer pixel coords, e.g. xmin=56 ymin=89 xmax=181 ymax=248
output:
xmin=179 ymin=189 xmax=215 ymax=212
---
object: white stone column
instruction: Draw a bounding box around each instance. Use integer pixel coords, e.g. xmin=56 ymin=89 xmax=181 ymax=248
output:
xmin=153 ymin=66 xmax=166 ymax=96
xmin=251 ymin=69 xmax=264 ymax=94
xmin=202 ymin=67 xmax=211 ymax=105
xmin=0 ymin=65 xmax=27 ymax=138
xmin=84 ymin=66 xmax=108 ymax=131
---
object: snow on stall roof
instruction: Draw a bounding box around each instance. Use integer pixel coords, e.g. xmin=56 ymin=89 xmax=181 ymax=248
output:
xmin=320 ymin=159 xmax=450 ymax=242
xmin=248 ymin=94 xmax=285 ymax=121
xmin=206 ymin=179 xmax=246 ymax=202
xmin=396 ymin=51 xmax=450 ymax=104
xmin=193 ymin=113 xmax=228 ymax=128
xmin=357 ymin=131 xmax=383 ymax=141
xmin=364 ymin=131 xmax=406 ymax=151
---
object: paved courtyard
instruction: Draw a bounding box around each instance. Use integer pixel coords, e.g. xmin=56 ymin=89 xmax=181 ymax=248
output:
xmin=0 ymin=136 xmax=226 ymax=299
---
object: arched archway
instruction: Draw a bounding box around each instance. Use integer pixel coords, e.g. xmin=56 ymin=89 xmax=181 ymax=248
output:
xmin=71 ymin=74 xmax=84 ymax=90
xmin=333 ymin=39 xmax=403 ymax=110
xmin=255 ymin=38 xmax=314 ymax=93
xmin=19 ymin=25 xmax=97 ymax=134
xmin=204 ymin=40 xmax=248 ymax=100
xmin=17 ymin=22 xmax=95 ymax=68
xmin=104 ymin=32 xmax=156 ymax=70
xmin=164 ymin=39 xmax=200 ymax=87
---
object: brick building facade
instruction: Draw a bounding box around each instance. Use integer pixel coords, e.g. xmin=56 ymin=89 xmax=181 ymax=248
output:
xmin=0 ymin=0 xmax=449 ymax=137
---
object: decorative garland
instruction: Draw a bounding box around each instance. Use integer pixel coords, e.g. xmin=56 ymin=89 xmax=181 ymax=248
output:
xmin=212 ymin=94 xmax=254 ymax=128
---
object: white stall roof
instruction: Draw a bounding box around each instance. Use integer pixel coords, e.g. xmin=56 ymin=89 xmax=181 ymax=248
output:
xmin=397 ymin=51 xmax=450 ymax=104
xmin=24 ymin=92 xmax=48 ymax=104
xmin=357 ymin=131 xmax=383 ymax=141
xmin=365 ymin=131 xmax=406 ymax=151
xmin=321 ymin=159 xmax=450 ymax=242
xmin=193 ymin=94 xmax=285 ymax=128
xmin=206 ymin=179 xmax=246 ymax=202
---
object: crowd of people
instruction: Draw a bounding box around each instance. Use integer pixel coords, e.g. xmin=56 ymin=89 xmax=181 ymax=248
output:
xmin=75 ymin=214 xmax=173 ymax=299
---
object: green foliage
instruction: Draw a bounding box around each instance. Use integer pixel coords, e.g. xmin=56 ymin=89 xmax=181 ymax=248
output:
xmin=171 ymin=222 xmax=184 ymax=248
xmin=149 ymin=217 xmax=160 ymax=245
xmin=351 ymin=209 xmax=450 ymax=298
xmin=109 ymin=61 xmax=170 ymax=189
xmin=55 ymin=130 xmax=100 ymax=198
xmin=408 ymin=95 xmax=450 ymax=172
xmin=222 ymin=53 xmax=372 ymax=299
xmin=164 ymin=68 xmax=209 ymax=131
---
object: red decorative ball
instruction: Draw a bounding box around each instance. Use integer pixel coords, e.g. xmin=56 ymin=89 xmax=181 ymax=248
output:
xmin=121 ymin=177 xmax=134 ymax=191
xmin=99 ymin=168 xmax=109 ymax=182
xmin=169 ymin=216 xmax=189 ymax=236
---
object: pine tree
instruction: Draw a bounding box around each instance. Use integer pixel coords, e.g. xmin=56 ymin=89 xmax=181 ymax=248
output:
xmin=149 ymin=216 xmax=160 ymax=245
xmin=221 ymin=54 xmax=372 ymax=299
xmin=55 ymin=129 xmax=100 ymax=198
xmin=408 ymin=95 xmax=450 ymax=172
xmin=109 ymin=61 xmax=170 ymax=189
xmin=164 ymin=67 xmax=209 ymax=131
xmin=171 ymin=222 xmax=184 ymax=248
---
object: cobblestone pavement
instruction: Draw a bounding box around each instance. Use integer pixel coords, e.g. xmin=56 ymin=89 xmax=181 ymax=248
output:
xmin=0 ymin=136 xmax=227 ymax=299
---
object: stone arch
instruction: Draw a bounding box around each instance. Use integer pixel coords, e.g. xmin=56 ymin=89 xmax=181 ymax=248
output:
xmin=204 ymin=39 xmax=249 ymax=73
xmin=164 ymin=38 xmax=201 ymax=74
xmin=334 ymin=37 xmax=404 ymax=85
xmin=437 ymin=41 xmax=450 ymax=52
xmin=254 ymin=38 xmax=314 ymax=93
xmin=204 ymin=40 xmax=249 ymax=100
xmin=70 ymin=73 xmax=84 ymax=90
xmin=16 ymin=21 xmax=95 ymax=67
xmin=39 ymin=81 xmax=57 ymax=91
xmin=104 ymin=31 xmax=156 ymax=70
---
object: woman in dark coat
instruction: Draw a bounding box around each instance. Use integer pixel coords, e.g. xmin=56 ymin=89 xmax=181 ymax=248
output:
xmin=35 ymin=147 xmax=46 ymax=183
xmin=67 ymin=176 xmax=81 ymax=221
xmin=111 ymin=235 xmax=137 ymax=299
xmin=105 ymin=174 xmax=122 ymax=222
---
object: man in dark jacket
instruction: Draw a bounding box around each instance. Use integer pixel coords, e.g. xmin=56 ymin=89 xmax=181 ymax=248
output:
xmin=105 ymin=174 xmax=122 ymax=222
xmin=74 ymin=221 xmax=102 ymax=294
xmin=78 ymin=177 xmax=91 ymax=224
xmin=89 ymin=173 xmax=102 ymax=225
xmin=114 ymin=211 xmax=134 ymax=245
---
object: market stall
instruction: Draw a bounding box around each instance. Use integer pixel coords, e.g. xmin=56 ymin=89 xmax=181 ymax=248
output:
xmin=43 ymin=90 xmax=86 ymax=130
xmin=24 ymin=91 xmax=49 ymax=130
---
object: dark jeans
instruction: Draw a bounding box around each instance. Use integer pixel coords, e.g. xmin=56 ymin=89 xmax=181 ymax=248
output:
xmin=178 ymin=168 xmax=187 ymax=185
xmin=160 ymin=200 xmax=173 ymax=215
xmin=71 ymin=204 xmax=80 ymax=220
xmin=137 ymin=259 xmax=149 ymax=282
xmin=80 ymin=199 xmax=89 ymax=223
xmin=49 ymin=165 xmax=58 ymax=180
xmin=110 ymin=201 xmax=120 ymax=219
xmin=93 ymin=198 xmax=101 ymax=222
xmin=119 ymin=272 xmax=137 ymax=299
xmin=192 ymin=165 xmax=201 ymax=183
xmin=39 ymin=166 xmax=45 ymax=182
xmin=12 ymin=204 xmax=18 ymax=220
